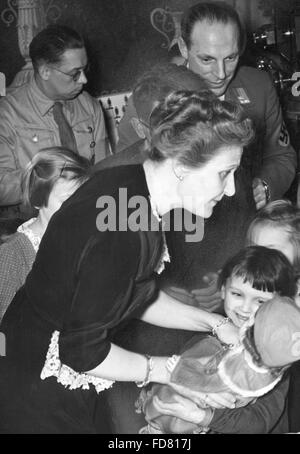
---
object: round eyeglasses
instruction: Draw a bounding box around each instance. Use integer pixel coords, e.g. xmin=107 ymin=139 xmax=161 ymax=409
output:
xmin=49 ymin=64 xmax=90 ymax=82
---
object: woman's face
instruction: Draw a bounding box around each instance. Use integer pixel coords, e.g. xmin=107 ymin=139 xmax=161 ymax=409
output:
xmin=250 ymin=224 xmax=295 ymax=265
xmin=178 ymin=145 xmax=242 ymax=218
xmin=41 ymin=178 xmax=79 ymax=223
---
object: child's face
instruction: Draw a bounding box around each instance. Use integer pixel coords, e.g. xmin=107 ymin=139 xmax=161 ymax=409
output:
xmin=222 ymin=275 xmax=274 ymax=328
xmin=249 ymin=224 xmax=295 ymax=265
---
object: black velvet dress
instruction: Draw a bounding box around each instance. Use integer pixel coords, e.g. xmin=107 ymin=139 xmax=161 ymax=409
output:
xmin=0 ymin=165 xmax=164 ymax=434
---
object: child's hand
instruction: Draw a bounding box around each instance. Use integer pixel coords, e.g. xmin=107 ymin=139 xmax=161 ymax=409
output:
xmin=152 ymin=394 xmax=206 ymax=425
xmin=163 ymin=272 xmax=223 ymax=312
xmin=191 ymin=272 xmax=222 ymax=312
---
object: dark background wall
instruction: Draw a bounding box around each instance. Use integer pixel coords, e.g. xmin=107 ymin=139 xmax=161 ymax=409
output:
xmin=0 ymin=0 xmax=24 ymax=86
xmin=0 ymin=0 xmax=200 ymax=95
xmin=0 ymin=0 xmax=289 ymax=96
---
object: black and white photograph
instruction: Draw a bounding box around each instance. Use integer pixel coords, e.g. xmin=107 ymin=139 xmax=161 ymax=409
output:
xmin=0 ymin=0 xmax=300 ymax=438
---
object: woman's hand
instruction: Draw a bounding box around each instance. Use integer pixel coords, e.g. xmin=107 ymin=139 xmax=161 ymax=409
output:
xmin=168 ymin=382 xmax=236 ymax=409
xmin=252 ymin=177 xmax=268 ymax=210
xmin=152 ymin=394 xmax=206 ymax=425
xmin=213 ymin=318 xmax=240 ymax=346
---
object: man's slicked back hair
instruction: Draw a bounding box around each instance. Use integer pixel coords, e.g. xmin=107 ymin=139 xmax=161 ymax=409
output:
xmin=181 ymin=1 xmax=246 ymax=54
xmin=29 ymin=25 xmax=85 ymax=70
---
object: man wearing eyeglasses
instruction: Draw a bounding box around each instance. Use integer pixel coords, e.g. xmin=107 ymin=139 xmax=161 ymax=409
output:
xmin=0 ymin=25 xmax=108 ymax=218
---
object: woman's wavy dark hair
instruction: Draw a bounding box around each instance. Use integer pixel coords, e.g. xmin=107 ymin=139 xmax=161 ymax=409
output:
xmin=218 ymin=245 xmax=296 ymax=297
xmin=149 ymin=90 xmax=254 ymax=167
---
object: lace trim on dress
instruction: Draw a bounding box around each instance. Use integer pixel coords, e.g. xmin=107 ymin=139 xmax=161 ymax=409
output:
xmin=149 ymin=196 xmax=171 ymax=274
xmin=40 ymin=330 xmax=115 ymax=393
xmin=155 ymin=231 xmax=171 ymax=275
xmin=17 ymin=218 xmax=41 ymax=253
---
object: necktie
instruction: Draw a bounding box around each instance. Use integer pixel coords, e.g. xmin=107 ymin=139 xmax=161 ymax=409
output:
xmin=52 ymin=102 xmax=78 ymax=154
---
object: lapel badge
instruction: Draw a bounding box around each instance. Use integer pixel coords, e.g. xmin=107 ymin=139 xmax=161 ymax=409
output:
xmin=235 ymin=88 xmax=250 ymax=104
xmin=32 ymin=134 xmax=38 ymax=143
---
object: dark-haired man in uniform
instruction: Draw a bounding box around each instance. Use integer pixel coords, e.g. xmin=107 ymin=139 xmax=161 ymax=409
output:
xmin=117 ymin=1 xmax=296 ymax=314
xmin=0 ymin=24 xmax=108 ymax=218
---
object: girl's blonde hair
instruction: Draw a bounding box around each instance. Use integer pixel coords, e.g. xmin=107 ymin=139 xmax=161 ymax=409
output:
xmin=22 ymin=147 xmax=91 ymax=208
xmin=247 ymin=199 xmax=300 ymax=273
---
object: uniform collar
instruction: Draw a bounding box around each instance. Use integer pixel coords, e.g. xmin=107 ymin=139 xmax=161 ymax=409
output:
xmin=30 ymin=76 xmax=71 ymax=116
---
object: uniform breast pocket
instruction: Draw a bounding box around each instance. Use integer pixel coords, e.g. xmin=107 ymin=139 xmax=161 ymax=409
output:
xmin=15 ymin=127 xmax=56 ymax=167
xmin=73 ymin=119 xmax=95 ymax=160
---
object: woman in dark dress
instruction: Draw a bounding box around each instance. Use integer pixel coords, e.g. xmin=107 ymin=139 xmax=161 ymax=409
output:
xmin=0 ymin=90 xmax=253 ymax=433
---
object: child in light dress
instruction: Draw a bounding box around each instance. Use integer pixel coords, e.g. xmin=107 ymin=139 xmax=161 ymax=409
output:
xmin=137 ymin=245 xmax=299 ymax=434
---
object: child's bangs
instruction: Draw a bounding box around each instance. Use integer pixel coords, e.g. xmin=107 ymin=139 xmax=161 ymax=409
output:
xmin=231 ymin=266 xmax=276 ymax=293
